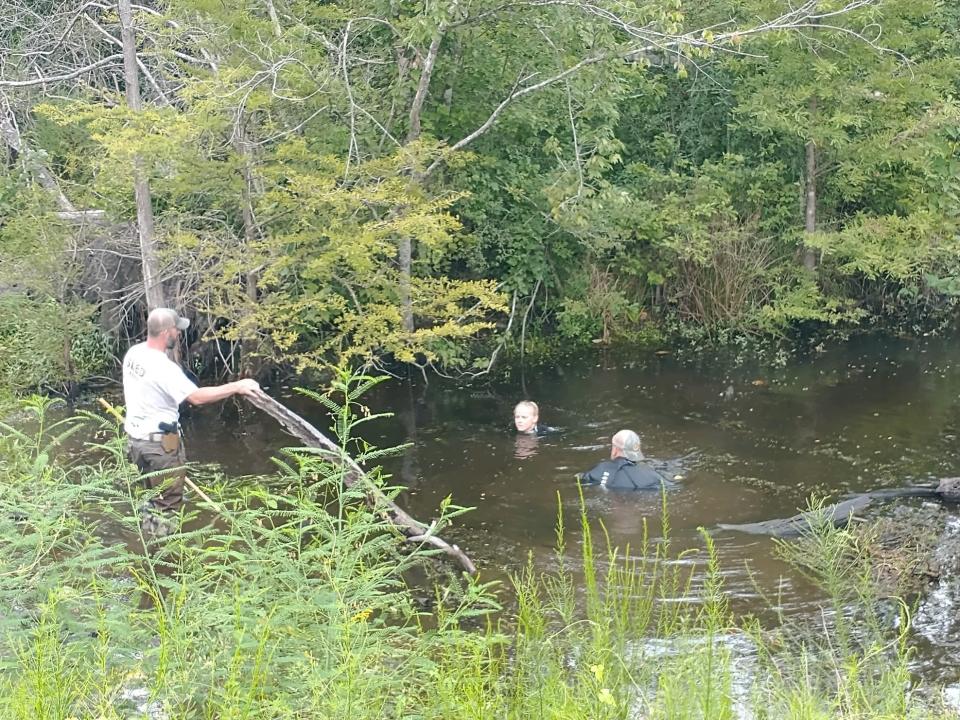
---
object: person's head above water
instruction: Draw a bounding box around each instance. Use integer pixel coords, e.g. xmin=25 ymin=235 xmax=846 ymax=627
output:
xmin=146 ymin=307 xmax=190 ymax=351
xmin=610 ymin=429 xmax=643 ymax=462
xmin=513 ymin=400 xmax=539 ymax=433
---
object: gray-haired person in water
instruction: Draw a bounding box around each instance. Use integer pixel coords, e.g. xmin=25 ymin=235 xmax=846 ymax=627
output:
xmin=576 ymin=430 xmax=671 ymax=490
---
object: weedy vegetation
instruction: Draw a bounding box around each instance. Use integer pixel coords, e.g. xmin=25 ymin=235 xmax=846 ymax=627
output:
xmin=0 ymin=376 xmax=953 ymax=719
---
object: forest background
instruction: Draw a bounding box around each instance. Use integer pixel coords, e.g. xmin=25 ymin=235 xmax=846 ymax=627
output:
xmin=1 ymin=0 xmax=959 ymax=394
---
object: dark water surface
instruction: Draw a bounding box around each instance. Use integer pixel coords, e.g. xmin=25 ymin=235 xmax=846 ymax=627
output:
xmin=181 ymin=334 xmax=960 ymax=683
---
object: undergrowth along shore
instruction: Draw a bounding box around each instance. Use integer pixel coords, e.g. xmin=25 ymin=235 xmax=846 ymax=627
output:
xmin=0 ymin=375 xmax=954 ymax=719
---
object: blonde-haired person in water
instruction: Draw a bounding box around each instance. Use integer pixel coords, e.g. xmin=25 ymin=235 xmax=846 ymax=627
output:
xmin=513 ymin=400 xmax=557 ymax=436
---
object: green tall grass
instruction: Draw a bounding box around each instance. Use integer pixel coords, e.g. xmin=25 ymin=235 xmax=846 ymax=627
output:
xmin=0 ymin=385 xmax=953 ymax=719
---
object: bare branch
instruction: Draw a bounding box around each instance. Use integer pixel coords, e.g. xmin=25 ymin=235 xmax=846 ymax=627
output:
xmin=0 ymin=91 xmax=79 ymax=212
xmin=424 ymin=53 xmax=605 ymax=176
xmin=0 ymin=54 xmax=124 ymax=87
xmin=80 ymin=12 xmax=172 ymax=105
xmin=416 ymin=0 xmax=887 ymax=176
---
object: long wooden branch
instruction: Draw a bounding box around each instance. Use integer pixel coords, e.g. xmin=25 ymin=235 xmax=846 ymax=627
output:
xmin=245 ymin=389 xmax=477 ymax=575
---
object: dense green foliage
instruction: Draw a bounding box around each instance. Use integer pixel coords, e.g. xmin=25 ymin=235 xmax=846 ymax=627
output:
xmin=0 ymin=389 xmax=953 ymax=718
xmin=1 ymin=0 xmax=959 ymax=386
xmin=0 ymin=183 xmax=111 ymax=399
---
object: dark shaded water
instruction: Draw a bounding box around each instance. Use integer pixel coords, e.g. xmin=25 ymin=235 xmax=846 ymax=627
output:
xmin=182 ymin=334 xmax=960 ymax=683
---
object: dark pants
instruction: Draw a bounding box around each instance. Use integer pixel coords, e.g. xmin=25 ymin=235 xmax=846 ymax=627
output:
xmin=127 ymin=437 xmax=187 ymax=513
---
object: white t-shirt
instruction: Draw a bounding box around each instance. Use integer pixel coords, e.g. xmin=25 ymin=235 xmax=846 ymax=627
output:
xmin=122 ymin=342 xmax=198 ymax=440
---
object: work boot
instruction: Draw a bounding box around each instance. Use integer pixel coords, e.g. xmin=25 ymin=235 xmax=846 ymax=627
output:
xmin=139 ymin=505 xmax=177 ymax=538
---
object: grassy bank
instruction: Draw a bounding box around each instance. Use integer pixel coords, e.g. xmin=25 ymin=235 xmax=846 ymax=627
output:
xmin=0 ymin=392 xmax=952 ymax=719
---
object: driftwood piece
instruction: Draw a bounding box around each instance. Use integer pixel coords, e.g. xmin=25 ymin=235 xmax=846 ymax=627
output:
xmin=718 ymin=486 xmax=941 ymax=538
xmin=245 ymin=389 xmax=477 ymax=575
xmin=936 ymin=477 xmax=960 ymax=503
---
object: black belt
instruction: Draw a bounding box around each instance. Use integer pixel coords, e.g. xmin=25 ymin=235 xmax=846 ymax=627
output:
xmin=133 ymin=433 xmax=177 ymax=443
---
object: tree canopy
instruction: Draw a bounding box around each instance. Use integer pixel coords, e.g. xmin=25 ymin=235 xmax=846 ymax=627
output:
xmin=1 ymin=0 xmax=958 ymax=386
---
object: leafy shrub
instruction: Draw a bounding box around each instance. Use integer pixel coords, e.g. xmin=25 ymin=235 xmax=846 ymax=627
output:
xmin=557 ymin=264 xmax=643 ymax=345
xmin=0 ymin=295 xmax=111 ymax=395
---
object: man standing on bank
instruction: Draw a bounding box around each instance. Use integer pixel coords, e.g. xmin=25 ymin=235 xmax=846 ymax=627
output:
xmin=123 ymin=307 xmax=260 ymax=533
xmin=576 ymin=429 xmax=671 ymax=490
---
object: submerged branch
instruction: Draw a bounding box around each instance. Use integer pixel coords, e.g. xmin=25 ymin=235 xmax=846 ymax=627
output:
xmin=245 ymin=388 xmax=477 ymax=575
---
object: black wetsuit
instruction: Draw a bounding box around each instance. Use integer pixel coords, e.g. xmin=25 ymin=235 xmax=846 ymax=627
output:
xmin=515 ymin=424 xmax=559 ymax=437
xmin=577 ymin=457 xmax=671 ymax=490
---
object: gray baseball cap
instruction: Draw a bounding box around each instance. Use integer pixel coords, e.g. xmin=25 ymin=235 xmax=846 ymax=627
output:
xmin=147 ymin=307 xmax=190 ymax=336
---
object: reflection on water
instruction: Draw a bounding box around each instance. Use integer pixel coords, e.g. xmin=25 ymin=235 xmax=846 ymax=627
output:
xmin=512 ymin=432 xmax=541 ymax=460
xmin=176 ymin=333 xmax=960 ymax=684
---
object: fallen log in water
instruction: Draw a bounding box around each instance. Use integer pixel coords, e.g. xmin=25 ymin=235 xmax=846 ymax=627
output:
xmin=718 ymin=486 xmax=942 ymax=538
xmin=246 ymin=389 xmax=477 ymax=575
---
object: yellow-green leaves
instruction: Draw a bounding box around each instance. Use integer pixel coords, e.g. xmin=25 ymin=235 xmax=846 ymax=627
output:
xmin=203 ymin=143 xmax=507 ymax=371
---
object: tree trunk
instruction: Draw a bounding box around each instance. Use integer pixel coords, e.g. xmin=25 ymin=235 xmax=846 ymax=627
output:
xmin=406 ymin=31 xmax=443 ymax=145
xmin=396 ymin=30 xmax=445 ymax=336
xmin=265 ymin=0 xmax=282 ymax=38
xmin=398 ymin=236 xmax=414 ymax=332
xmin=237 ymin=126 xmax=263 ymax=376
xmin=802 ymin=96 xmax=818 ymax=272
xmin=118 ymin=0 xmax=165 ymax=310
xmin=62 ymin=330 xmax=77 ymax=401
